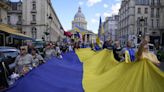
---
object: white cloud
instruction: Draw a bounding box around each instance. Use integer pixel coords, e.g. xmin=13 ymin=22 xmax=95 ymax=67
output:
xmin=91 ymin=18 xmax=99 ymax=24
xmin=103 ymin=4 xmax=109 ymax=8
xmin=78 ymin=1 xmax=84 ymax=6
xmin=95 ymin=13 xmax=101 ymax=17
xmin=103 ymin=3 xmax=121 ymax=17
xmin=103 ymin=12 xmax=112 ymax=17
xmin=115 ymin=0 xmax=121 ymax=2
xmin=111 ymin=3 xmax=121 ymax=15
xmin=87 ymin=0 xmax=102 ymax=7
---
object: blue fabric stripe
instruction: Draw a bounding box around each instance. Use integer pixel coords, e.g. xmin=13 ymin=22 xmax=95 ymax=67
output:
xmin=6 ymin=51 xmax=84 ymax=92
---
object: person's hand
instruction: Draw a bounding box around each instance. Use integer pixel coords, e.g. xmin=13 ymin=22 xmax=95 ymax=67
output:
xmin=21 ymin=66 xmax=29 ymax=75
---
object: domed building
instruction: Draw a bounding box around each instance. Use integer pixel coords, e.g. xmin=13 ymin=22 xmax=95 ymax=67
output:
xmin=69 ymin=7 xmax=96 ymax=44
xmin=72 ymin=7 xmax=87 ymax=30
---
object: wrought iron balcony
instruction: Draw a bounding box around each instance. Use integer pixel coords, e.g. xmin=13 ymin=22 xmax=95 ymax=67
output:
xmin=150 ymin=3 xmax=162 ymax=7
xmin=8 ymin=10 xmax=22 ymax=14
xmin=31 ymin=9 xmax=37 ymax=13
xmin=31 ymin=20 xmax=36 ymax=24
xmin=17 ymin=21 xmax=22 ymax=25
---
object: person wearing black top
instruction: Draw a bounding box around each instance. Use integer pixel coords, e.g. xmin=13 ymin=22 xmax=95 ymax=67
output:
xmin=113 ymin=41 xmax=123 ymax=61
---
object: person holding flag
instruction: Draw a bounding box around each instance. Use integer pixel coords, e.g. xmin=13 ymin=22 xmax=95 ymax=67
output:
xmin=94 ymin=16 xmax=105 ymax=51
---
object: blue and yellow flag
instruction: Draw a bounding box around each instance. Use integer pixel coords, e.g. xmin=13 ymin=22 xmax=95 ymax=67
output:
xmin=96 ymin=17 xmax=104 ymax=46
xmin=98 ymin=17 xmax=104 ymax=37
xmin=6 ymin=49 xmax=164 ymax=92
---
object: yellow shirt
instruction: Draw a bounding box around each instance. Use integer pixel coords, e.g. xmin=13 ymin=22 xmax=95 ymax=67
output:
xmin=142 ymin=52 xmax=160 ymax=64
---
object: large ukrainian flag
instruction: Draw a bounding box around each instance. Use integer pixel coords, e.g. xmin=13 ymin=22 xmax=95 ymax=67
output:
xmin=76 ymin=49 xmax=164 ymax=92
xmin=6 ymin=49 xmax=164 ymax=92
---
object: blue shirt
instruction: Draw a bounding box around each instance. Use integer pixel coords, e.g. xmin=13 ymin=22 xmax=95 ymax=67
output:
xmin=123 ymin=48 xmax=136 ymax=62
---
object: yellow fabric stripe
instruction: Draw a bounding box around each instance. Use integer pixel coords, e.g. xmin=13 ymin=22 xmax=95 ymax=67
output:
xmin=76 ymin=49 xmax=164 ymax=92
xmin=75 ymin=48 xmax=96 ymax=62
xmin=125 ymin=50 xmax=131 ymax=63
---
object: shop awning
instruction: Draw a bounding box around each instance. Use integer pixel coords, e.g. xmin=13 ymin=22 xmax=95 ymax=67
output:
xmin=0 ymin=24 xmax=34 ymax=40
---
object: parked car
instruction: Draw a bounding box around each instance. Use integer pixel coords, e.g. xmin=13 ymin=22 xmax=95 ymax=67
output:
xmin=0 ymin=47 xmax=19 ymax=74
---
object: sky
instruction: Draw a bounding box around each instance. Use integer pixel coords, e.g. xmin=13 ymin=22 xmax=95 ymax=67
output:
xmin=10 ymin=0 xmax=121 ymax=33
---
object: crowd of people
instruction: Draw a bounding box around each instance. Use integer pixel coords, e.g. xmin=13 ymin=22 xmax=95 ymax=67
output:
xmin=15 ymin=41 xmax=78 ymax=76
xmin=0 ymin=35 xmax=161 ymax=90
xmin=91 ymin=35 xmax=160 ymax=66
xmin=0 ymin=40 xmax=77 ymax=89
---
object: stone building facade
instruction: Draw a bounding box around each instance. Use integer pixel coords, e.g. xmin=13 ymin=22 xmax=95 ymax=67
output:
xmin=118 ymin=0 xmax=162 ymax=46
xmin=22 ymin=0 xmax=64 ymax=42
xmin=103 ymin=15 xmax=119 ymax=41
xmin=8 ymin=1 xmax=22 ymax=32
xmin=0 ymin=0 xmax=10 ymax=24
xmin=159 ymin=0 xmax=164 ymax=46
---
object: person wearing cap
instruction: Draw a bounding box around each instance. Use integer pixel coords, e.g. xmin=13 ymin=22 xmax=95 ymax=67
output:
xmin=15 ymin=46 xmax=34 ymax=75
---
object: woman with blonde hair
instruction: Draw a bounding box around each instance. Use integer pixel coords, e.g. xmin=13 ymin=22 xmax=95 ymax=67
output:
xmin=137 ymin=35 xmax=160 ymax=66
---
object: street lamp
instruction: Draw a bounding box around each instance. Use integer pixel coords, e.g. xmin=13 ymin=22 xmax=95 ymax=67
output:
xmin=140 ymin=17 xmax=145 ymax=36
xmin=137 ymin=17 xmax=145 ymax=43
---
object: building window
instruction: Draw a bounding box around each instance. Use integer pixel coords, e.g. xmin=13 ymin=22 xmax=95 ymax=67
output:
xmin=157 ymin=19 xmax=159 ymax=27
xmin=32 ymin=15 xmax=36 ymax=21
xmin=7 ymin=16 xmax=10 ymax=24
xmin=17 ymin=4 xmax=21 ymax=10
xmin=145 ymin=8 xmax=148 ymax=14
xmin=144 ymin=17 xmax=147 ymax=26
xmin=12 ymin=4 xmax=17 ymax=10
xmin=138 ymin=8 xmax=141 ymax=14
xmin=151 ymin=19 xmax=154 ymax=28
xmin=32 ymin=1 xmax=36 ymax=10
xmin=32 ymin=27 xmax=37 ymax=39
xmin=156 ymin=8 xmax=160 ymax=18
xmin=137 ymin=17 xmax=140 ymax=25
xmin=157 ymin=0 xmax=160 ymax=5
xmin=151 ymin=0 xmax=154 ymax=5
xmin=18 ymin=15 xmax=21 ymax=21
xmin=144 ymin=28 xmax=147 ymax=33
xmin=151 ymin=8 xmax=154 ymax=17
